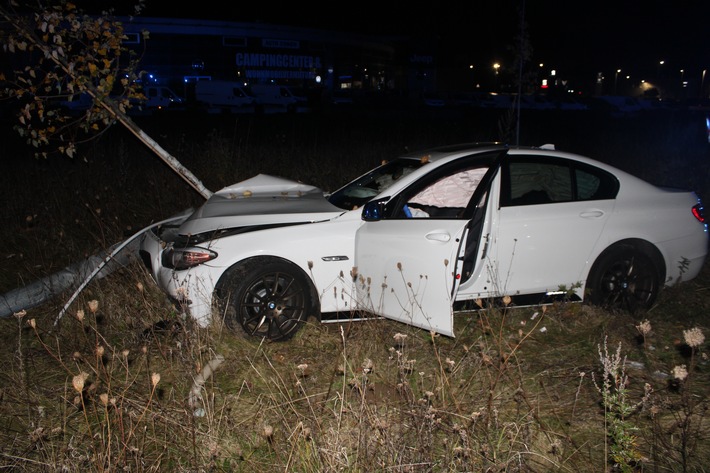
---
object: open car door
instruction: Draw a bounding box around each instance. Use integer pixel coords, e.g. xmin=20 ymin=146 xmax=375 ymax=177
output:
xmin=354 ymin=151 xmax=504 ymax=337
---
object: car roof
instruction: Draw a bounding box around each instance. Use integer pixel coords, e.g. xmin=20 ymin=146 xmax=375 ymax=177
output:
xmin=395 ymin=143 xmax=637 ymax=181
xmin=398 ymin=142 xmax=505 ymax=162
xmin=397 ymin=142 xmax=564 ymax=163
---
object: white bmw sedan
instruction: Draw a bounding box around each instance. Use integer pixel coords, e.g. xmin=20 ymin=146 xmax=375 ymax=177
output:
xmin=139 ymin=143 xmax=708 ymax=341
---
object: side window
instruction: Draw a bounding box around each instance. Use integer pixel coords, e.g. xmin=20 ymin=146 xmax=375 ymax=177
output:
xmin=575 ymin=164 xmax=619 ymax=200
xmin=505 ymin=160 xmax=572 ymax=206
xmin=406 ymin=167 xmax=488 ymax=218
xmin=502 ymin=157 xmax=619 ymax=206
xmin=576 ymin=168 xmax=601 ymax=200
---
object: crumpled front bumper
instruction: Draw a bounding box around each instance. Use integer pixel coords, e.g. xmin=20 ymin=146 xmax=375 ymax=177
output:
xmin=138 ymin=212 xmax=214 ymax=327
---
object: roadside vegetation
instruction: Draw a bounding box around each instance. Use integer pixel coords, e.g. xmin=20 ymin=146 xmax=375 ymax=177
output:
xmin=1 ymin=107 xmax=709 ymax=471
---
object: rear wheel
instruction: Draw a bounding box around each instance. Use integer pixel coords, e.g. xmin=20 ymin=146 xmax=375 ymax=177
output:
xmin=586 ymin=244 xmax=660 ymax=312
xmin=216 ymin=257 xmax=315 ymax=341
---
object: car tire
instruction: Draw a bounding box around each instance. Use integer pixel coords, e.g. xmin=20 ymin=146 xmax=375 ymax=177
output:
xmin=216 ymin=257 xmax=315 ymax=341
xmin=586 ymin=244 xmax=660 ymax=313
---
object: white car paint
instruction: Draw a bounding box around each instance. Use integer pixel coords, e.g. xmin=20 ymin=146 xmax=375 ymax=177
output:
xmin=139 ymin=143 xmax=708 ymax=340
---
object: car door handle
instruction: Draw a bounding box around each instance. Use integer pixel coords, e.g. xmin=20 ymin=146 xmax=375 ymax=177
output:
xmin=579 ymin=210 xmax=605 ymax=218
xmin=426 ymin=232 xmax=451 ymax=242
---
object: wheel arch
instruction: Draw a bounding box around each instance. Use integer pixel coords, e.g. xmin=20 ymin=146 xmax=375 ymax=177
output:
xmin=213 ymin=255 xmax=322 ymax=320
xmin=589 ymin=238 xmax=666 ymax=285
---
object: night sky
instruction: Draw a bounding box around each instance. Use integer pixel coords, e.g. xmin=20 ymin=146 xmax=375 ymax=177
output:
xmin=96 ymin=0 xmax=710 ymax=85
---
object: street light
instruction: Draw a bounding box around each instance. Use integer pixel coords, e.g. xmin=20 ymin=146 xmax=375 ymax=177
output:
xmin=614 ymin=69 xmax=621 ymax=95
xmin=493 ymin=63 xmax=500 ymax=91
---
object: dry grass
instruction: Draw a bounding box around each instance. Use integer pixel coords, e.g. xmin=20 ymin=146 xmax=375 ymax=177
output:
xmin=1 ymin=108 xmax=709 ymax=471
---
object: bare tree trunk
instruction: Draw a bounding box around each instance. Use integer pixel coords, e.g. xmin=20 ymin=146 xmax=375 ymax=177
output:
xmin=108 ymin=105 xmax=213 ymax=199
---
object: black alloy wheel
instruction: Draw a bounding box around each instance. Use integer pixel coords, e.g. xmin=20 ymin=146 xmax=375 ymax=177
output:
xmin=218 ymin=257 xmax=314 ymax=341
xmin=586 ymin=245 xmax=660 ymax=313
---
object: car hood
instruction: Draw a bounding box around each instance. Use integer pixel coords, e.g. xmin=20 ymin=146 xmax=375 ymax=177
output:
xmin=178 ymin=174 xmax=345 ymax=235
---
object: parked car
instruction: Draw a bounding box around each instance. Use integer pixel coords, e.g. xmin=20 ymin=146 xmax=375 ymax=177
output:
xmin=139 ymin=143 xmax=708 ymax=341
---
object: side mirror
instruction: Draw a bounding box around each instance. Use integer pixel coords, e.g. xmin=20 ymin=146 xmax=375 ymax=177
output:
xmin=361 ymin=198 xmax=388 ymax=221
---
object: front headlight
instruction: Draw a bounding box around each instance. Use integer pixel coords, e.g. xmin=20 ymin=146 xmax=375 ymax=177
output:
xmin=162 ymin=246 xmax=218 ymax=270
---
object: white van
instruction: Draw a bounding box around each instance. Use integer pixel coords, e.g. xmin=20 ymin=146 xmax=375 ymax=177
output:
xmin=250 ymin=84 xmax=309 ymax=113
xmin=142 ymin=86 xmax=184 ymax=111
xmin=194 ymin=80 xmax=257 ymax=113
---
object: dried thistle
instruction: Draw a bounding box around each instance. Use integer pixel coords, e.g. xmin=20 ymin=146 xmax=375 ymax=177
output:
xmin=88 ymin=300 xmax=99 ymax=314
xmin=635 ymin=319 xmax=652 ymax=336
xmin=75 ymin=309 xmax=85 ymax=322
xmin=72 ymin=372 xmax=89 ymax=393
xmin=151 ymin=372 xmax=161 ymax=387
xmin=672 ymin=365 xmax=688 ymax=381
xmin=393 ymin=333 xmax=408 ymax=346
xmin=683 ymin=327 xmax=705 ymax=348
xmin=296 ymin=363 xmax=309 ymax=378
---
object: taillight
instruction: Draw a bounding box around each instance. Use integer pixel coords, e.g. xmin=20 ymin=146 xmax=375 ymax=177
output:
xmin=163 ymin=247 xmax=217 ymax=270
xmin=692 ymin=203 xmax=706 ymax=224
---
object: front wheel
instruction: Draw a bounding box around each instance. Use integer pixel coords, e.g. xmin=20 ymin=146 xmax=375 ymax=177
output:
xmin=216 ymin=257 xmax=315 ymax=341
xmin=586 ymin=245 xmax=660 ymax=313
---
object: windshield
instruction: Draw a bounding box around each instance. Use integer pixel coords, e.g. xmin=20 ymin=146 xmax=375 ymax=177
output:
xmin=327 ymin=158 xmax=426 ymax=210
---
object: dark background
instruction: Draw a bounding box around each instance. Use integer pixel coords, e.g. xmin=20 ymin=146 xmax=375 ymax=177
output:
xmin=117 ymin=0 xmax=710 ymax=83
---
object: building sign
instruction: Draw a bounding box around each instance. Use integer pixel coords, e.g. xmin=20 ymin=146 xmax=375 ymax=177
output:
xmin=262 ymin=38 xmax=300 ymax=49
xmin=235 ymin=52 xmax=323 ymax=80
